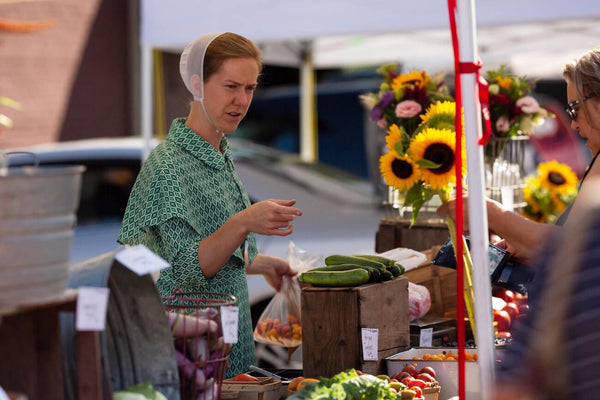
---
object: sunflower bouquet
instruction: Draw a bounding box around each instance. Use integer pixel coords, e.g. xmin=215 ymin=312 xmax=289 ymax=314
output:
xmin=380 ymin=100 xmax=478 ymax=337
xmin=521 ymin=161 xmax=578 ymax=224
xmin=360 ymin=64 xmax=453 ymax=137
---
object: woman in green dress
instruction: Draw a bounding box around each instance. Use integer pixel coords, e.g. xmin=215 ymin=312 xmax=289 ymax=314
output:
xmin=118 ymin=32 xmax=302 ymax=377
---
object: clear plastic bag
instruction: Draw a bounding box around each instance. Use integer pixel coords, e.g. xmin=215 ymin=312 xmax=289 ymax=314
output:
xmin=253 ymin=242 xmax=320 ymax=347
xmin=408 ymin=282 xmax=432 ymax=322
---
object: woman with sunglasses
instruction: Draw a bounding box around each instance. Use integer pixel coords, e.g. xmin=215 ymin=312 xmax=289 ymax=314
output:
xmin=437 ymin=47 xmax=600 ymax=265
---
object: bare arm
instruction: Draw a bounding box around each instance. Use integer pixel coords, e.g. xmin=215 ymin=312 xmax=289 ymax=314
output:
xmin=438 ymin=196 xmax=559 ymax=261
xmin=196 ymin=199 xmax=302 ymax=278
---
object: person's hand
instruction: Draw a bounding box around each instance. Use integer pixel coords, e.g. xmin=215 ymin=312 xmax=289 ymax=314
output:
xmin=241 ymin=199 xmax=302 ymax=236
xmin=436 ymin=195 xmax=470 ymax=230
xmin=247 ymin=254 xmax=297 ymax=291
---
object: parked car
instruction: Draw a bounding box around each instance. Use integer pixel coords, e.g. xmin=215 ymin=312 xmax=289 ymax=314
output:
xmin=6 ymin=136 xmax=385 ymax=367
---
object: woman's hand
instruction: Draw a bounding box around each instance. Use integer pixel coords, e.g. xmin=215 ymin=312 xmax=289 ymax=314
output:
xmin=247 ymin=254 xmax=297 ymax=291
xmin=436 ymin=195 xmax=470 ymax=230
xmin=240 ymin=199 xmax=302 ymax=236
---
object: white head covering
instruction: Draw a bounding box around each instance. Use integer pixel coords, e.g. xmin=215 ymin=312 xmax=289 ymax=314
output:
xmin=179 ymin=32 xmax=224 ymax=102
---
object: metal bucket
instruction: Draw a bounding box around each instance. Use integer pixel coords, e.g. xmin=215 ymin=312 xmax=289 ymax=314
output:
xmin=61 ymin=249 xmax=180 ymax=400
xmin=0 ymin=163 xmax=85 ymax=306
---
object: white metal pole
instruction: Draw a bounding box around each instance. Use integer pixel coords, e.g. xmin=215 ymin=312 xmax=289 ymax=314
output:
xmin=141 ymin=44 xmax=153 ymax=163
xmin=457 ymin=0 xmax=496 ymax=398
xmin=299 ymin=42 xmax=318 ymax=163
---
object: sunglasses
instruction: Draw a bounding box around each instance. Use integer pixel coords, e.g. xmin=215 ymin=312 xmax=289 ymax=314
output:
xmin=564 ymin=93 xmax=597 ymax=121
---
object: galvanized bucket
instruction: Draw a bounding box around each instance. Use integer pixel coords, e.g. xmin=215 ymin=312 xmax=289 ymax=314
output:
xmin=0 ymin=157 xmax=85 ymax=306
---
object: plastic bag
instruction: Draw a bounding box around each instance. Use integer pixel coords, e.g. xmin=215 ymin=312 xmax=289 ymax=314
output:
xmin=408 ymin=282 xmax=432 ymax=322
xmin=253 ymin=242 xmax=320 ymax=347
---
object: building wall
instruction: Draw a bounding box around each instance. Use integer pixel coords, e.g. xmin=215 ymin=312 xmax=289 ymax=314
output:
xmin=0 ymin=0 xmax=131 ymax=149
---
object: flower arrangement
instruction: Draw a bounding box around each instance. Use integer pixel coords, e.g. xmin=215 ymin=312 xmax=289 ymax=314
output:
xmin=379 ymin=101 xmax=465 ymax=223
xmin=360 ymin=64 xmax=453 ymax=138
xmin=521 ymin=160 xmax=578 ymax=224
xmin=485 ymin=65 xmax=551 ymax=139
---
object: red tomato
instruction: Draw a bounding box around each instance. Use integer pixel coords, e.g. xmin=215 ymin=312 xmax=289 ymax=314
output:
xmin=401 ymin=364 xmax=418 ymax=376
xmin=393 ymin=371 xmax=412 ymax=381
xmin=401 ymin=377 xmax=414 ymax=387
xmin=496 ymin=289 xmax=515 ymax=304
xmin=407 ymin=379 xmax=428 ymax=389
xmin=232 ymin=373 xmax=259 ymax=382
xmin=418 ymin=366 xmax=436 ymax=379
xmin=502 ymin=302 xmax=520 ymax=320
xmin=414 ymin=373 xmax=436 ymax=383
xmin=409 ymin=386 xmax=424 ymax=398
xmin=493 ymin=309 xmax=512 ymax=331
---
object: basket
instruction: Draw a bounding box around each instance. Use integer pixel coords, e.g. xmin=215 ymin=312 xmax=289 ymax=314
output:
xmin=163 ymin=289 xmax=237 ymax=400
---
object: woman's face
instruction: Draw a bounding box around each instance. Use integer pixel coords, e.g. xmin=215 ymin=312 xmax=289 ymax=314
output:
xmin=567 ymin=81 xmax=600 ymax=154
xmin=202 ymin=57 xmax=259 ymax=134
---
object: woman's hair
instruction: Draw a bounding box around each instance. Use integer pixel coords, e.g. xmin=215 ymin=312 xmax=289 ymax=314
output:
xmin=563 ymin=48 xmax=600 ymax=123
xmin=204 ymin=32 xmax=263 ymax=82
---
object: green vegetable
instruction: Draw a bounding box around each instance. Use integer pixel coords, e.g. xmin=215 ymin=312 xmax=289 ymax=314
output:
xmin=325 ymin=255 xmax=387 ymax=271
xmin=112 ymin=382 xmax=167 ymax=400
xmin=351 ymin=254 xmax=396 ymax=268
xmin=308 ymin=264 xmax=383 ymax=283
xmin=300 ymin=268 xmax=370 ymax=287
xmin=288 ymin=369 xmax=399 ymax=400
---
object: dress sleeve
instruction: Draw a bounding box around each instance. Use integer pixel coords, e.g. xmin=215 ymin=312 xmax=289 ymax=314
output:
xmin=156 ymin=217 xmax=209 ymax=291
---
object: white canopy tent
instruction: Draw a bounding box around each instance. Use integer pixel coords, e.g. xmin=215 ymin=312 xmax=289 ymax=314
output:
xmin=139 ymin=1 xmax=600 ymax=398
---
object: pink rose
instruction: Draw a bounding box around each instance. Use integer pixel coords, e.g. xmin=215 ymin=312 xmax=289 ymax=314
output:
xmin=395 ymin=100 xmax=422 ymax=118
xmin=516 ymin=96 xmax=540 ymax=114
xmin=496 ymin=116 xmax=510 ymax=133
xmin=377 ymin=118 xmax=388 ymax=129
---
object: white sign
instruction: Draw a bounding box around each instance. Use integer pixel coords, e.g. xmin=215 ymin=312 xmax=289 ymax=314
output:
xmin=419 ymin=327 xmax=433 ymax=347
xmin=115 ymin=244 xmax=171 ymax=276
xmin=220 ymin=306 xmax=239 ymax=344
xmin=76 ymin=286 xmax=110 ymax=331
xmin=361 ymin=328 xmax=379 ymax=361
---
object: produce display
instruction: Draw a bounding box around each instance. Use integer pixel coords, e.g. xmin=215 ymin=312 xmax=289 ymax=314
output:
xmin=112 ymin=382 xmax=167 ymax=400
xmin=492 ymin=288 xmax=528 ymax=338
xmin=166 ymin=310 xmax=231 ymax=399
xmin=286 ymin=368 xmax=439 ymax=399
xmin=253 ymin=314 xmax=302 ymax=347
xmin=299 ymin=254 xmax=406 ymax=287
xmin=407 ymin=350 xmax=478 ymax=361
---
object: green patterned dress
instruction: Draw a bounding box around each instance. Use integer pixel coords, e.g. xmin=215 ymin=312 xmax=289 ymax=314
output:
xmin=118 ymin=118 xmax=258 ymax=377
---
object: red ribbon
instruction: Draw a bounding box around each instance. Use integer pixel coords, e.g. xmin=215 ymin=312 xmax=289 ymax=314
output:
xmin=459 ymin=60 xmax=492 ymax=145
xmin=447 ymin=1 xmax=466 ymax=399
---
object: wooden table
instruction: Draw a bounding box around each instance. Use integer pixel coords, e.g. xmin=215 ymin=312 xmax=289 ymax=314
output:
xmin=0 ymin=290 xmax=103 ymax=400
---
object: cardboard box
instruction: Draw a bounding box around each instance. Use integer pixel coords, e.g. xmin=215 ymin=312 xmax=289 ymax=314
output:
xmin=301 ymin=276 xmax=409 ymax=378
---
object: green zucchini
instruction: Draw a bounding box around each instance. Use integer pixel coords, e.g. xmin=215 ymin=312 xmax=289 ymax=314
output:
xmin=324 ymin=254 xmax=386 ymax=271
xmin=352 ymin=254 xmax=396 ymax=268
xmin=394 ymin=262 xmax=406 ymax=275
xmin=381 ymin=270 xmax=395 ymax=281
xmin=309 ymin=264 xmax=382 ymax=282
xmin=388 ymin=264 xmax=402 ymax=277
xmin=300 ymin=268 xmax=370 ymax=287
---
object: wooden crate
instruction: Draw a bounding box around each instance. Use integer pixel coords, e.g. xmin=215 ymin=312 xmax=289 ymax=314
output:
xmin=403 ymin=247 xmax=457 ymax=318
xmin=375 ymin=217 xmax=450 ymax=253
xmin=301 ymin=276 xmax=409 ymax=378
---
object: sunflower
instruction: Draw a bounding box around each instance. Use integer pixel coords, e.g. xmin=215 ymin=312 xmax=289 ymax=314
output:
xmin=536 ymin=161 xmax=579 ymax=194
xmin=391 ymin=71 xmax=430 ymax=90
xmin=409 ymin=128 xmax=466 ymax=190
xmin=385 ymin=124 xmax=404 ymax=152
xmin=379 ymin=152 xmax=421 ymax=191
xmin=415 ymin=101 xmax=459 ymax=134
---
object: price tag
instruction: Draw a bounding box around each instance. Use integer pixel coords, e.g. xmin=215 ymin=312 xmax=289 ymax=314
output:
xmin=361 ymin=328 xmax=378 ymax=361
xmin=419 ymin=327 xmax=433 ymax=347
xmin=76 ymin=286 xmax=110 ymax=331
xmin=115 ymin=244 xmax=171 ymax=276
xmin=220 ymin=306 xmax=239 ymax=344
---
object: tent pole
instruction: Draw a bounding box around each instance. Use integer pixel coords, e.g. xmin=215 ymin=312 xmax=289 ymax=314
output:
xmin=457 ymin=0 xmax=495 ymax=398
xmin=141 ymin=44 xmax=153 ymax=163
xmin=299 ymin=41 xmax=318 ymax=163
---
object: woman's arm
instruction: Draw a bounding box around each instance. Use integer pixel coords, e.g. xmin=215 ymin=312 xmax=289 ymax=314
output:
xmin=197 ymin=199 xmax=302 ymax=278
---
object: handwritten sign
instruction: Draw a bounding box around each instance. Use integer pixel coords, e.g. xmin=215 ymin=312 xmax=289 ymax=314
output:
xmin=76 ymin=286 xmax=110 ymax=331
xmin=220 ymin=306 xmax=239 ymax=344
xmin=115 ymin=244 xmax=171 ymax=276
xmin=419 ymin=327 xmax=433 ymax=347
xmin=361 ymin=328 xmax=379 ymax=361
